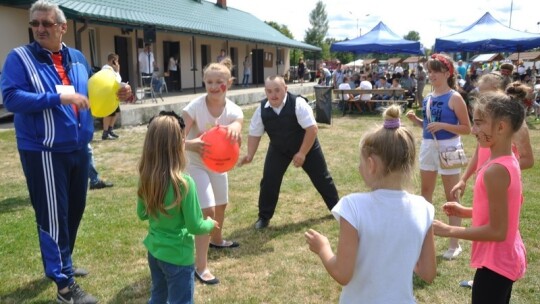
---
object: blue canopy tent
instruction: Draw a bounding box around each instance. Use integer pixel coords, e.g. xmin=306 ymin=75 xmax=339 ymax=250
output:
xmin=330 ymin=21 xmax=424 ymax=55
xmin=434 ymin=12 xmax=540 ymax=53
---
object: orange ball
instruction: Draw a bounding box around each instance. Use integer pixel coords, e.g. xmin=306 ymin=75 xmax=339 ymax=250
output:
xmin=201 ymin=126 xmax=239 ymax=173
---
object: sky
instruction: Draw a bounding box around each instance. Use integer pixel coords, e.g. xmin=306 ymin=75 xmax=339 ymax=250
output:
xmin=227 ymin=0 xmax=540 ymax=49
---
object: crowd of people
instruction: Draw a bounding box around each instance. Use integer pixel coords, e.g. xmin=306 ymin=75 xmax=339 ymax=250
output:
xmin=0 ymin=1 xmax=537 ymax=303
xmin=315 ymin=61 xmax=425 ymax=114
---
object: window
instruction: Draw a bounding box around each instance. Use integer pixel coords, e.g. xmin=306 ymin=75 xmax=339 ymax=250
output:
xmin=277 ymin=49 xmax=285 ymax=65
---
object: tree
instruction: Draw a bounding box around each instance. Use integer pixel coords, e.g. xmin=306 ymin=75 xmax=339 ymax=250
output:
xmin=327 ymin=38 xmax=354 ymax=64
xmin=290 ymin=49 xmax=304 ymax=67
xmin=264 ymin=21 xmax=303 ymax=67
xmin=403 ymin=30 xmax=432 ymax=55
xmin=304 ymin=1 xmax=328 ymax=65
xmin=265 ymin=21 xmax=294 ymax=39
xmin=404 ymin=31 xmax=420 ymax=42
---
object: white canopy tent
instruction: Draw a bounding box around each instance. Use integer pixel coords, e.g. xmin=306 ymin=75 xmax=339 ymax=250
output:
xmin=470 ymin=53 xmax=504 ymax=63
xmin=344 ymin=59 xmax=364 ymax=67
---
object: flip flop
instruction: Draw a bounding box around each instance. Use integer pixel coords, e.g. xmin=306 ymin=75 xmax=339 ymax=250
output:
xmin=209 ymin=240 xmax=240 ymax=249
xmin=195 ymin=269 xmax=219 ymax=285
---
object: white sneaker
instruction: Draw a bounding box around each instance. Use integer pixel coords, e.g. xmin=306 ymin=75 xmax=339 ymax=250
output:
xmin=442 ymin=245 xmax=462 ymax=260
xmin=459 ymin=280 xmax=473 ymax=288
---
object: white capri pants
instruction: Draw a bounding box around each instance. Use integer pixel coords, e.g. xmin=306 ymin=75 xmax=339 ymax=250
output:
xmin=187 ymin=164 xmax=229 ymax=209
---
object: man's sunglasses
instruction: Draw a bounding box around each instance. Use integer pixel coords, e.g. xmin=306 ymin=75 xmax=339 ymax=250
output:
xmin=29 ymin=20 xmax=58 ymax=28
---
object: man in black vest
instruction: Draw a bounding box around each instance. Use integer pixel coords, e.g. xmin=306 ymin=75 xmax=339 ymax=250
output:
xmin=239 ymin=76 xmax=339 ymax=229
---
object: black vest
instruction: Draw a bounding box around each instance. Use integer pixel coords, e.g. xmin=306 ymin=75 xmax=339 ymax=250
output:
xmin=261 ymin=92 xmax=306 ymax=154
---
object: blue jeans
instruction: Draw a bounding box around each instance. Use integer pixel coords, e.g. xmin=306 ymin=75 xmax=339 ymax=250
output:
xmin=147 ymin=252 xmax=194 ymax=304
xmin=242 ymin=74 xmax=250 ymax=86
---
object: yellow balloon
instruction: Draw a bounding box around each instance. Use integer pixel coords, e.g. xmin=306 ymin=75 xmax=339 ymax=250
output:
xmin=88 ymin=69 xmax=120 ymax=118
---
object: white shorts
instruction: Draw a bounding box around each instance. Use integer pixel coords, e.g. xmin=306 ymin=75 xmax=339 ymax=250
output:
xmin=187 ymin=164 xmax=228 ymax=209
xmin=419 ymin=137 xmax=462 ymax=175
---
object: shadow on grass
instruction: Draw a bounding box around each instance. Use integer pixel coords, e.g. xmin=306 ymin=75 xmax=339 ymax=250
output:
xmin=108 ymin=276 xmax=150 ymax=304
xmin=0 ymin=277 xmax=52 ymax=304
xmin=209 ymin=214 xmax=334 ymax=260
xmin=412 ymin=256 xmax=449 ymax=290
xmin=0 ymin=196 xmax=30 ymax=214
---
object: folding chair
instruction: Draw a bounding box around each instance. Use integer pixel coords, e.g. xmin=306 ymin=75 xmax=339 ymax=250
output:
xmin=151 ymin=73 xmax=165 ymax=102
xmin=138 ymin=73 xmax=156 ymax=103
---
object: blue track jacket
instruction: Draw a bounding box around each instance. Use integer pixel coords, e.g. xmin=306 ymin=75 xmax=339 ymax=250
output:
xmin=1 ymin=42 xmax=94 ymax=152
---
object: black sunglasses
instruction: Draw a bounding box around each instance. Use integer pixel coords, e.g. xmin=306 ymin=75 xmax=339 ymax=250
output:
xmin=148 ymin=111 xmax=185 ymax=129
xmin=29 ymin=20 xmax=58 ymax=28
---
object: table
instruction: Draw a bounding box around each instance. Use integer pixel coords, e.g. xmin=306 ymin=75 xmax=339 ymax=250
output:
xmin=333 ymin=88 xmax=408 ymax=115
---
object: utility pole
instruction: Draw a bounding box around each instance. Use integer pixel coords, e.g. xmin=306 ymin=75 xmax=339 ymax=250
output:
xmin=349 ymin=12 xmax=369 ymax=37
xmin=509 ymin=0 xmax=513 ymax=27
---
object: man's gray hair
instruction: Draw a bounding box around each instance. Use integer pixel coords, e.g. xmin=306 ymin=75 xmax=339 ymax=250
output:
xmin=30 ymin=0 xmax=67 ymax=24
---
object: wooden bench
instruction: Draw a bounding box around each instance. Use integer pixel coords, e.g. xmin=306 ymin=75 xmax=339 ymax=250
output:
xmin=333 ymin=88 xmax=408 ymax=115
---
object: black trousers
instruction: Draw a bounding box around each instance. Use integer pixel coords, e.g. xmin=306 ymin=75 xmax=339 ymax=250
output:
xmin=472 ymin=267 xmax=514 ymax=304
xmin=258 ymin=142 xmax=339 ymax=220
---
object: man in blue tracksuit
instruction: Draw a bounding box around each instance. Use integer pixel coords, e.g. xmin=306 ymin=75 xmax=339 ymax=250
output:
xmin=1 ymin=1 xmax=129 ymax=303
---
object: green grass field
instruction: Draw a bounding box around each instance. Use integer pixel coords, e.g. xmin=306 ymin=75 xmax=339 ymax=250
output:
xmin=0 ymin=106 xmax=539 ymax=303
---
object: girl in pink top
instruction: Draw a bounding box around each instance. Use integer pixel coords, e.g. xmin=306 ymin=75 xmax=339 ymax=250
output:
xmin=451 ymin=80 xmax=533 ymax=198
xmin=434 ymin=91 xmax=527 ymax=304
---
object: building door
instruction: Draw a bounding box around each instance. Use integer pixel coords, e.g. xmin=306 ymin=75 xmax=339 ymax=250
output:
xmin=229 ymin=47 xmax=238 ymax=85
xmin=163 ymin=41 xmax=181 ymax=91
xmin=114 ymin=36 xmax=130 ymax=83
xmin=200 ymin=45 xmax=210 ymax=87
xmin=252 ymin=49 xmax=264 ymax=85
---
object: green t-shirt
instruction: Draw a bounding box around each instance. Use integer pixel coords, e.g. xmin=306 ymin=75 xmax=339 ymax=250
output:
xmin=137 ymin=174 xmax=214 ymax=265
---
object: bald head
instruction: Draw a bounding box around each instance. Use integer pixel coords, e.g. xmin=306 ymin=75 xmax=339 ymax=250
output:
xmin=264 ymin=75 xmax=288 ymax=108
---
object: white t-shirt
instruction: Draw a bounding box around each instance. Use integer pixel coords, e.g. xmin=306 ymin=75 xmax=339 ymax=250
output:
xmin=183 ymin=94 xmax=243 ymax=167
xmin=322 ymin=68 xmax=331 ymax=78
xmin=138 ymin=51 xmax=155 ymax=74
xmin=394 ymin=66 xmax=404 ymax=74
xmin=249 ymin=95 xmax=315 ymax=137
xmin=332 ymin=189 xmax=434 ymax=304
xmin=101 ymin=64 xmax=122 ymax=83
xmin=168 ymin=57 xmax=177 ymax=71
xmin=243 ymin=60 xmax=252 ymax=75
xmin=338 ymin=82 xmax=352 ymax=100
xmin=359 ymin=80 xmax=373 ymax=101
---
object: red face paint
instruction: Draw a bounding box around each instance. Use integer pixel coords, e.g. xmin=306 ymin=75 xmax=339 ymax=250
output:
xmin=220 ymin=84 xmax=227 ymax=92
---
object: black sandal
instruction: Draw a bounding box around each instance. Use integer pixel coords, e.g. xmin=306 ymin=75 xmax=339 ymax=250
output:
xmin=209 ymin=240 xmax=240 ymax=249
xmin=195 ymin=269 xmax=220 ymax=285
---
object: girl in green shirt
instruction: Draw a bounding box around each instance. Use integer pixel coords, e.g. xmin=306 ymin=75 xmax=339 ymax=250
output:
xmin=137 ymin=111 xmax=217 ymax=304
